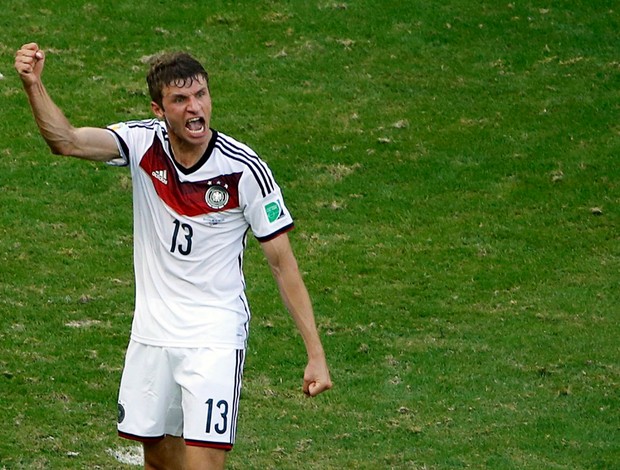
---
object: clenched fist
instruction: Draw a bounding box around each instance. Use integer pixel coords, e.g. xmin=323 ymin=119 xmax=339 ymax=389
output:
xmin=15 ymin=42 xmax=45 ymax=87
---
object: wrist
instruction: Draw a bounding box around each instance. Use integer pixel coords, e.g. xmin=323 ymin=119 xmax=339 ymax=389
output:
xmin=21 ymin=77 xmax=43 ymax=92
xmin=306 ymin=344 xmax=326 ymax=361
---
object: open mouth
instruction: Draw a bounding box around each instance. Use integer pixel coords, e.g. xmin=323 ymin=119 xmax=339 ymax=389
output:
xmin=185 ymin=117 xmax=206 ymax=135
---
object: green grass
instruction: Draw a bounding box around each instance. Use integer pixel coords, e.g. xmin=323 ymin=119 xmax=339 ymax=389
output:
xmin=1 ymin=1 xmax=619 ymax=468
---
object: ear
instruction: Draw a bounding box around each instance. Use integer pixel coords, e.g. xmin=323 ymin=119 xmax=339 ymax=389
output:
xmin=151 ymin=101 xmax=165 ymax=119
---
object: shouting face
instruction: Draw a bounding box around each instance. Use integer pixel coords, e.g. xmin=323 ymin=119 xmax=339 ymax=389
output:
xmin=151 ymin=75 xmax=213 ymax=153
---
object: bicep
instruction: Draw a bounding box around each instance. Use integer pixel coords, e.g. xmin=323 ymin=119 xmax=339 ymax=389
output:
xmin=261 ymin=233 xmax=294 ymax=271
xmin=261 ymin=233 xmax=306 ymax=292
xmin=70 ymin=127 xmax=120 ymax=161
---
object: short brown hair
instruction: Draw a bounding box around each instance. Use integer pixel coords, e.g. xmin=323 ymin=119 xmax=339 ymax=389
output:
xmin=146 ymin=52 xmax=209 ymax=107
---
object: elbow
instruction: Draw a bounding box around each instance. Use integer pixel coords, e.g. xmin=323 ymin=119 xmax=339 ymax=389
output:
xmin=270 ymin=257 xmax=301 ymax=284
xmin=48 ymin=144 xmax=65 ymax=156
xmin=46 ymin=138 xmax=75 ymax=156
xmin=40 ymin=125 xmax=81 ymax=156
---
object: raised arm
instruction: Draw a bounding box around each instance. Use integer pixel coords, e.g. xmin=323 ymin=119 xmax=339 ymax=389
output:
xmin=15 ymin=42 xmax=119 ymax=161
xmin=261 ymin=233 xmax=332 ymax=397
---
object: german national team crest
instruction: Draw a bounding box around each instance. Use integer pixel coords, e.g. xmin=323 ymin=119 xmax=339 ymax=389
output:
xmin=117 ymin=403 xmax=126 ymax=424
xmin=205 ymin=182 xmax=230 ymax=209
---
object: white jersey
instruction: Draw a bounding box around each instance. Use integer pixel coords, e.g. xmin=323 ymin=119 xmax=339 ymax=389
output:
xmin=107 ymin=119 xmax=294 ymax=348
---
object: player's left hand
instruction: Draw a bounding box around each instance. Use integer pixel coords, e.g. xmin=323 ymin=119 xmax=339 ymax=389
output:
xmin=303 ymin=358 xmax=332 ymax=397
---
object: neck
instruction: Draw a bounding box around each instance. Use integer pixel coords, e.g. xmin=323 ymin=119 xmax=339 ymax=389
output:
xmin=169 ymin=129 xmax=213 ymax=169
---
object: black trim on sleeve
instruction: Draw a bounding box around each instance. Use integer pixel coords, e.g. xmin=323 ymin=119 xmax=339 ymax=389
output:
xmin=255 ymin=223 xmax=294 ymax=243
xmin=107 ymin=128 xmax=130 ymax=166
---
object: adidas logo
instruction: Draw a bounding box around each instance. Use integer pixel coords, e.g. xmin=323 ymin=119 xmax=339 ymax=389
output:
xmin=152 ymin=170 xmax=168 ymax=185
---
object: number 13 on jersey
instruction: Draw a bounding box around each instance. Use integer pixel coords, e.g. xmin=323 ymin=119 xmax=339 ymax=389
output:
xmin=170 ymin=219 xmax=193 ymax=255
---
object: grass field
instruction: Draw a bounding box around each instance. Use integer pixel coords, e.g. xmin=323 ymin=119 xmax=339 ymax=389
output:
xmin=1 ymin=1 xmax=619 ymax=468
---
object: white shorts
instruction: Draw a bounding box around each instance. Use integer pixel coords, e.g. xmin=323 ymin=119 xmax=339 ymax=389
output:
xmin=117 ymin=340 xmax=245 ymax=450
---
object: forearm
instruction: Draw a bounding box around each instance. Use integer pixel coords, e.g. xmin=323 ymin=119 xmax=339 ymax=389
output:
xmin=275 ymin=264 xmax=326 ymax=360
xmin=16 ymin=43 xmax=118 ymax=162
xmin=262 ymin=234 xmax=332 ymax=395
xmin=23 ymin=80 xmax=81 ymax=156
xmin=274 ymin=263 xmax=332 ymax=395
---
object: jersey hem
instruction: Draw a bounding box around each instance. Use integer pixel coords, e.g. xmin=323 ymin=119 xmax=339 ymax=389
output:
xmin=130 ymin=334 xmax=247 ymax=350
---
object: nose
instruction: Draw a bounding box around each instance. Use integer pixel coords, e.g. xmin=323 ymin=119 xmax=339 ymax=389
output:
xmin=187 ymin=95 xmax=200 ymax=111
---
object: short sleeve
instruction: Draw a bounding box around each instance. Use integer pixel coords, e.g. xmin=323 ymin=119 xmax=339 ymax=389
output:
xmin=240 ymin=164 xmax=294 ymax=242
xmin=105 ymin=119 xmax=160 ymax=169
xmin=105 ymin=123 xmax=130 ymax=167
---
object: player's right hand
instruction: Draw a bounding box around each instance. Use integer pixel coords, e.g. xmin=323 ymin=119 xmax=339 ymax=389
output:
xmin=15 ymin=43 xmax=45 ymax=86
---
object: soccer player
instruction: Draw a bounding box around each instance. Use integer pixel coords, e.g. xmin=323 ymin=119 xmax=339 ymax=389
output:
xmin=15 ymin=42 xmax=332 ymax=470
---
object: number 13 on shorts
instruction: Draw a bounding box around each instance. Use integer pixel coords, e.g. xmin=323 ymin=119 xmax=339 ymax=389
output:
xmin=118 ymin=342 xmax=245 ymax=450
xmin=205 ymin=398 xmax=229 ymax=435
xmin=182 ymin=348 xmax=245 ymax=448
